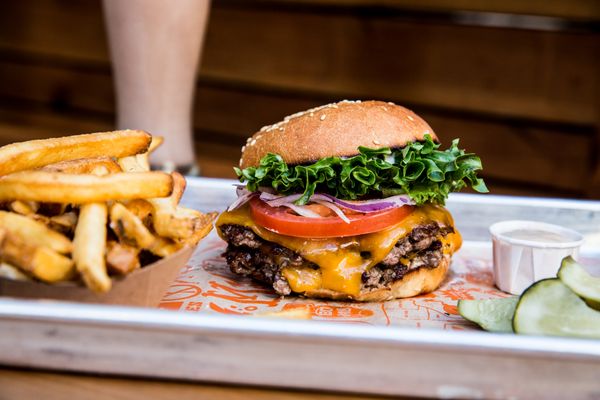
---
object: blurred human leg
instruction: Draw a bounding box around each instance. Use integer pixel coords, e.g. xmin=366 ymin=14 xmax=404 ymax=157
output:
xmin=103 ymin=0 xmax=210 ymax=171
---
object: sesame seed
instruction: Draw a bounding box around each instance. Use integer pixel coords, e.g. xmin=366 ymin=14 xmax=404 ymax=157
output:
xmin=407 ymin=115 xmax=414 ymax=121
xmin=388 ymin=101 xmax=394 ymax=105
xmin=250 ymin=139 xmax=257 ymax=145
xmin=241 ymin=145 xmax=246 ymax=152
xmin=320 ymin=115 xmax=326 ymax=121
xmin=257 ymin=100 xmax=363 ymax=134
xmin=278 ymin=127 xmax=284 ymax=131
xmin=373 ymin=139 xmax=381 ymax=145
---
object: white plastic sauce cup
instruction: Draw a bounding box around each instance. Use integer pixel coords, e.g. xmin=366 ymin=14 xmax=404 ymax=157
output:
xmin=489 ymin=220 xmax=584 ymax=295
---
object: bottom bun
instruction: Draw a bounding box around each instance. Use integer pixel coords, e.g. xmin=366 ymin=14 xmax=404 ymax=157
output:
xmin=303 ymin=255 xmax=450 ymax=302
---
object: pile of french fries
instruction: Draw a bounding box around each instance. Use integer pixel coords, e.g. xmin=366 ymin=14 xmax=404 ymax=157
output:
xmin=0 ymin=130 xmax=216 ymax=293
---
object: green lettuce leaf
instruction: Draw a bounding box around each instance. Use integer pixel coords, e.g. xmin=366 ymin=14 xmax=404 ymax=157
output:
xmin=235 ymin=134 xmax=488 ymax=205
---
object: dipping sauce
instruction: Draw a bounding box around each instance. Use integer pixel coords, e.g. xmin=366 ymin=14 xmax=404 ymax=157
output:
xmin=489 ymin=220 xmax=584 ymax=295
xmin=502 ymin=229 xmax=569 ymax=244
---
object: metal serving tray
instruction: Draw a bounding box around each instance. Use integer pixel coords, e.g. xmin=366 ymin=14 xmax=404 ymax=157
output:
xmin=1 ymin=178 xmax=599 ymax=399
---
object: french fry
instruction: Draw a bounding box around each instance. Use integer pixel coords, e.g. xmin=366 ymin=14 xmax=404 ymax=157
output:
xmin=154 ymin=206 xmax=216 ymax=244
xmin=148 ymin=136 xmax=164 ymax=154
xmin=118 ymin=135 xmax=164 ymax=173
xmin=148 ymin=236 xmax=182 ymax=258
xmin=49 ymin=212 xmax=78 ymax=235
xmin=0 ymin=130 xmax=151 ymax=175
xmin=73 ymin=203 xmax=110 ymax=292
xmin=179 ymin=211 xmax=218 ymax=246
xmin=0 ymin=131 xmax=212 ymax=291
xmin=109 ymin=203 xmax=182 ymax=257
xmin=117 ymin=153 xmax=144 ymax=173
xmin=118 ymin=153 xmax=150 ymax=172
xmin=8 ymin=200 xmax=39 ymax=215
xmin=106 ymin=241 xmax=140 ymax=275
xmin=0 ymin=210 xmax=72 ymax=253
xmin=113 ymin=160 xmax=212 ymax=243
xmin=0 ymin=262 xmax=31 ymax=281
xmin=0 ymin=171 xmax=173 ymax=203
xmin=110 ymin=203 xmax=155 ymax=249
xmin=118 ymin=155 xmax=148 ymax=173
xmin=170 ymin=171 xmax=186 ymax=205
xmin=42 ymin=157 xmax=122 ymax=174
xmin=0 ymin=233 xmax=75 ymax=283
xmin=28 ymin=213 xmax=50 ymax=225
xmin=116 ymin=155 xmax=183 ymax=207
xmin=152 ymin=202 xmax=216 ymax=243
xmin=148 ymin=172 xmax=215 ymax=242
xmin=147 ymin=171 xmax=182 ymax=237
xmin=123 ymin=199 xmax=153 ymax=228
xmin=30 ymin=249 xmax=75 ymax=282
xmin=30 ymin=212 xmax=78 ymax=236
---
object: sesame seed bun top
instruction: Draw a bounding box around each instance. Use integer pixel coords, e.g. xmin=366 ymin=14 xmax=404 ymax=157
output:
xmin=239 ymin=100 xmax=438 ymax=169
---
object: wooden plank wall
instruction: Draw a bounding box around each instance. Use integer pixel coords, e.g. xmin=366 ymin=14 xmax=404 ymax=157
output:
xmin=0 ymin=0 xmax=597 ymax=198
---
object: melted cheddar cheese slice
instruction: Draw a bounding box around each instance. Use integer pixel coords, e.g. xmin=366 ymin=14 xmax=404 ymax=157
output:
xmin=216 ymin=205 xmax=461 ymax=296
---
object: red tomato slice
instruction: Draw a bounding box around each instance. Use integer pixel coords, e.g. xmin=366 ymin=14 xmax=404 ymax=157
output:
xmin=249 ymin=198 xmax=414 ymax=238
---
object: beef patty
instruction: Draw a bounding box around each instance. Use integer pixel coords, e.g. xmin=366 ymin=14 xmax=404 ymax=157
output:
xmin=220 ymin=223 xmax=453 ymax=296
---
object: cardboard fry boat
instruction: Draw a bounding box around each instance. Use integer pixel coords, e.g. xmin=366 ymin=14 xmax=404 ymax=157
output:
xmin=0 ymin=246 xmax=195 ymax=307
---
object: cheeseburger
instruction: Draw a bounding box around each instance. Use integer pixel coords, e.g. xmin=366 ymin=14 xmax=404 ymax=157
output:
xmin=216 ymin=100 xmax=487 ymax=301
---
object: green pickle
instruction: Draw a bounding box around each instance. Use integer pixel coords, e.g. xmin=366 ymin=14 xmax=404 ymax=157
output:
xmin=557 ymin=256 xmax=600 ymax=311
xmin=458 ymin=297 xmax=518 ymax=333
xmin=513 ymin=278 xmax=600 ymax=339
xmin=458 ymin=256 xmax=600 ymax=338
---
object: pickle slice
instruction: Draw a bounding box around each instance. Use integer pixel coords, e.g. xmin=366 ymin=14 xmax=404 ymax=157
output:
xmin=513 ymin=278 xmax=600 ymax=339
xmin=457 ymin=297 xmax=518 ymax=333
xmin=557 ymin=256 xmax=600 ymax=310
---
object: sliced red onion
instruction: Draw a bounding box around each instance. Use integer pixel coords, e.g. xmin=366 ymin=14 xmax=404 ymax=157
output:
xmin=258 ymin=192 xmax=278 ymax=201
xmin=235 ymin=186 xmax=248 ymax=196
xmin=315 ymin=193 xmax=413 ymax=213
xmin=278 ymin=203 xmax=321 ymax=218
xmin=230 ymin=185 xmax=413 ymax=215
xmin=257 ymin=186 xmax=276 ymax=194
xmin=227 ymin=186 xmax=256 ymax=211
xmin=260 ymin=192 xmax=303 ymax=206
xmin=313 ymin=200 xmax=351 ymax=224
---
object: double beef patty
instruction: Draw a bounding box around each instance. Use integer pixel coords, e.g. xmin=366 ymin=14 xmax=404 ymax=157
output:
xmin=220 ymin=223 xmax=453 ymax=296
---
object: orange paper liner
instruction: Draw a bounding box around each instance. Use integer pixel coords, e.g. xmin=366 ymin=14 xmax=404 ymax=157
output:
xmin=158 ymin=236 xmax=512 ymax=330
